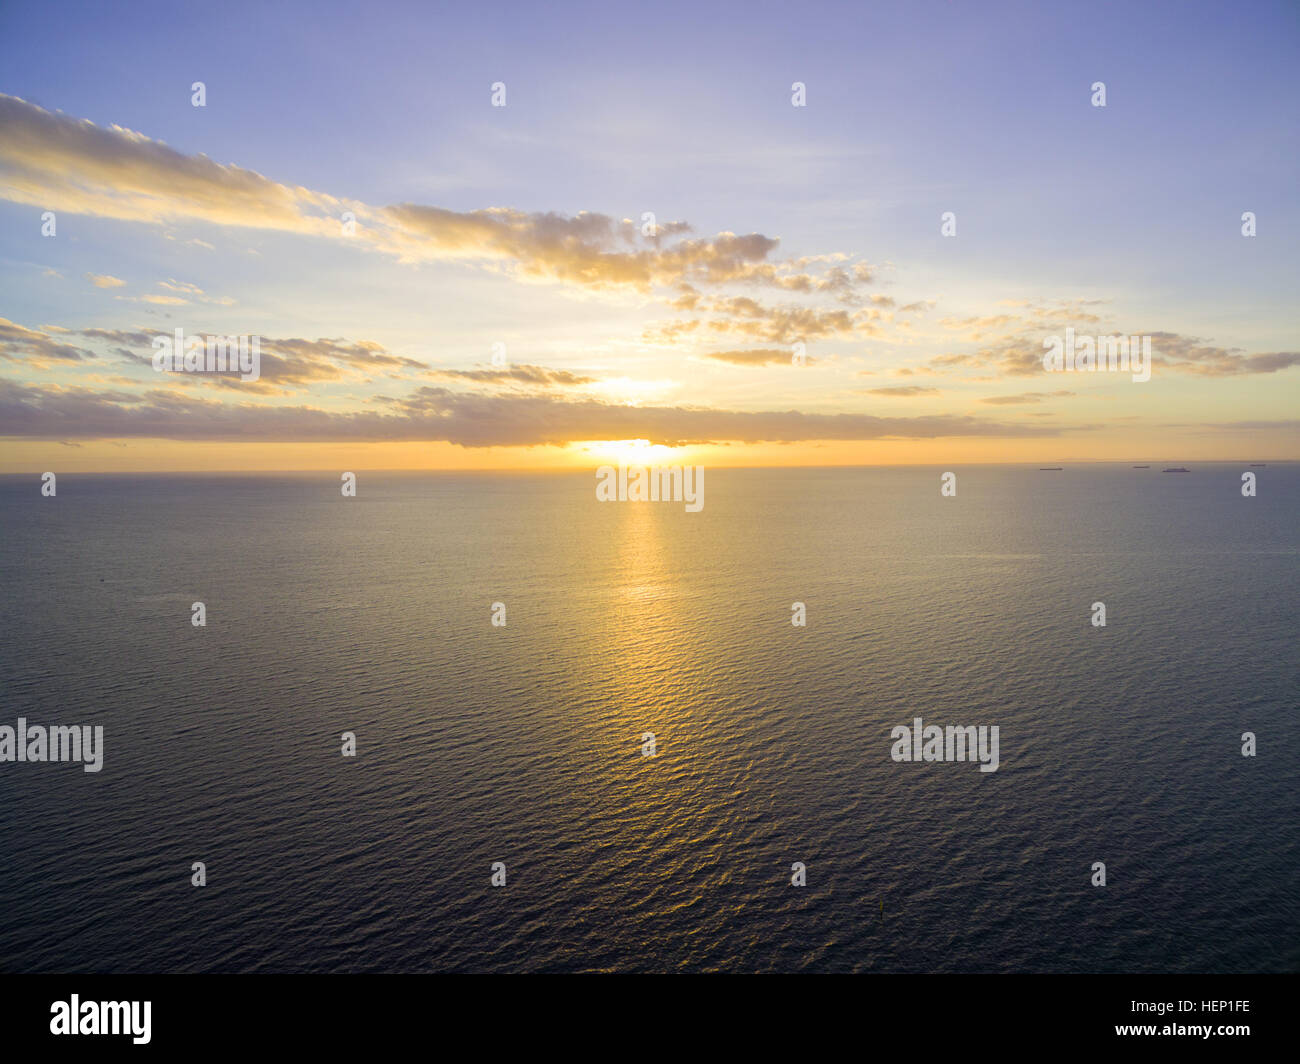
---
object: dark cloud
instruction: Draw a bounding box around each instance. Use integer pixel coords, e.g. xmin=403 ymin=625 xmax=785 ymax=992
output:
xmin=0 ymin=378 xmax=1071 ymax=447
xmin=0 ymin=317 xmax=95 ymax=362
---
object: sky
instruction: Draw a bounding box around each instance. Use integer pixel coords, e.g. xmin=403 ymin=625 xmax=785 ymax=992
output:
xmin=0 ymin=0 xmax=1296 ymax=471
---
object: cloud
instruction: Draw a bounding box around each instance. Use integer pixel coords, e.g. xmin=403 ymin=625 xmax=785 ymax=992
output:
xmin=909 ymin=353 xmax=983 ymax=374
xmin=158 ymin=279 xmax=203 ymax=296
xmin=0 ymin=377 xmax=1071 ymax=447
xmin=1192 ymin=419 xmax=1300 ymax=432
xmin=861 ymin=386 xmax=941 ymax=397
xmin=85 ymin=273 xmax=126 ymax=288
xmin=424 ymin=365 xmax=596 ymax=387
xmin=0 ymin=94 xmax=344 ymax=235
xmin=4 ymin=319 xmax=430 ymax=389
xmin=980 ymin=390 xmax=1074 ymax=404
xmin=899 ymin=300 xmax=936 ymax=315
xmin=701 ymin=348 xmax=799 ymax=366
xmin=384 ymin=203 xmax=789 ymax=291
xmin=1141 ymin=332 xmax=1300 ymax=377
xmin=77 ymin=327 xmax=155 ymax=346
xmin=681 ymin=297 xmax=871 ymax=343
xmin=926 ymin=330 xmax=1298 ymax=379
xmin=0 ymin=317 xmax=95 ymax=363
xmin=124 ymin=279 xmax=233 ymax=307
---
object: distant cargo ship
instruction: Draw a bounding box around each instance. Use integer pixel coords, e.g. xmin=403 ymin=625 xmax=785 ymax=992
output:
xmin=1039 ymin=467 xmax=1063 ymax=471
xmin=1133 ymin=465 xmax=1150 ymax=468
xmin=1162 ymin=467 xmax=1190 ymax=473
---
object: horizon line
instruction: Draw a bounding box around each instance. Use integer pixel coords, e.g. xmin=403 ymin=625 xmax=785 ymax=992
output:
xmin=2 ymin=459 xmax=1293 ymax=477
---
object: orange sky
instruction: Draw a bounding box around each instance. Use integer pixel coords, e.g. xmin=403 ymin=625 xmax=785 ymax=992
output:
xmin=5 ymin=430 xmax=1293 ymax=474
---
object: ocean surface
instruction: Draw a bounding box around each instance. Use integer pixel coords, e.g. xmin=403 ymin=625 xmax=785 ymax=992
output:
xmin=0 ymin=464 xmax=1296 ymax=973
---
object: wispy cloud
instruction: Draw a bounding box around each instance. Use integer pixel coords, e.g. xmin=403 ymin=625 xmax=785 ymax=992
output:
xmin=701 ymin=347 xmax=803 ymax=367
xmin=861 ymin=386 xmax=941 ymax=397
xmin=85 ymin=273 xmax=126 ymax=288
xmin=980 ymin=390 xmax=1074 ymax=405
xmin=0 ymin=317 xmax=95 ymax=363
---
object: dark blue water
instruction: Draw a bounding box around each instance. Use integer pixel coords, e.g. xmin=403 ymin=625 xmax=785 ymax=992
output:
xmin=0 ymin=465 xmax=1296 ymax=972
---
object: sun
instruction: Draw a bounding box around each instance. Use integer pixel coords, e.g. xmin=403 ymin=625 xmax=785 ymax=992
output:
xmin=591 ymin=438 xmax=684 ymax=466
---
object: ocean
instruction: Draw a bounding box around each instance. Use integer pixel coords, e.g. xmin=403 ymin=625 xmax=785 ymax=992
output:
xmin=0 ymin=464 xmax=1296 ymax=972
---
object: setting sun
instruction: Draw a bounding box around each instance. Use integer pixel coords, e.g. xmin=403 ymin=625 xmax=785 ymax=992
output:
xmin=581 ymin=439 xmax=691 ymax=467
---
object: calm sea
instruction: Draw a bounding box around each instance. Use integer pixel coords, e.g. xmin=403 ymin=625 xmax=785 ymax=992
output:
xmin=0 ymin=465 xmax=1296 ymax=972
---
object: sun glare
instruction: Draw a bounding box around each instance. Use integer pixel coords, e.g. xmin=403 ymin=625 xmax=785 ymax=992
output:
xmin=591 ymin=439 xmax=684 ymax=466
